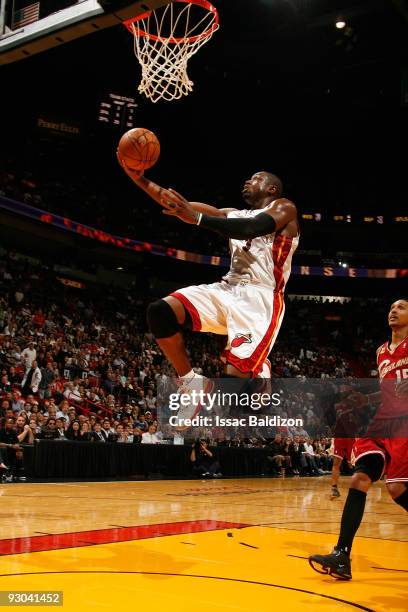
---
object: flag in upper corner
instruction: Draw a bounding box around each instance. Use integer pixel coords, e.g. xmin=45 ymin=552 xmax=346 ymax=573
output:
xmin=11 ymin=2 xmax=40 ymax=30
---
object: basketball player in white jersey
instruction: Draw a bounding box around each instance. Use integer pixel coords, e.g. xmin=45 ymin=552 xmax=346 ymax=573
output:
xmin=118 ymin=157 xmax=299 ymax=423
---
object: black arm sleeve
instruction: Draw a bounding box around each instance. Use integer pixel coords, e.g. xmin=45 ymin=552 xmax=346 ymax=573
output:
xmin=198 ymin=212 xmax=276 ymax=239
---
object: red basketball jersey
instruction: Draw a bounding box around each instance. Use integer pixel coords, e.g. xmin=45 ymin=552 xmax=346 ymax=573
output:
xmin=376 ymin=336 xmax=408 ymax=419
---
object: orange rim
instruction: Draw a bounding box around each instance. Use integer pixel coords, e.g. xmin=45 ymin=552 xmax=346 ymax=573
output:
xmin=123 ymin=0 xmax=219 ymax=44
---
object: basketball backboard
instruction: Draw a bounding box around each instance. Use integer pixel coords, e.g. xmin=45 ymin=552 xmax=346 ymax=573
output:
xmin=0 ymin=0 xmax=172 ymax=65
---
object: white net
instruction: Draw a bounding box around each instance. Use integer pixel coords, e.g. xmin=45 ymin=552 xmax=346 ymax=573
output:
xmin=127 ymin=1 xmax=219 ymax=103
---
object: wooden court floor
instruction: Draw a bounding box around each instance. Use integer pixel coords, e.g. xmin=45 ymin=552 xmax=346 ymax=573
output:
xmin=0 ymin=477 xmax=407 ymax=611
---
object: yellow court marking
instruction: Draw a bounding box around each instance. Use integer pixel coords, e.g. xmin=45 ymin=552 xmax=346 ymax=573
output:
xmin=0 ymin=526 xmax=407 ymax=611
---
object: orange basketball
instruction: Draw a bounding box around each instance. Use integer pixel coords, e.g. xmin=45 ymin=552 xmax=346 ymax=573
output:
xmin=118 ymin=127 xmax=160 ymax=171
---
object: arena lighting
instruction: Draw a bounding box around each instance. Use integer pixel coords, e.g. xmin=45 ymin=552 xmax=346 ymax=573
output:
xmin=336 ymin=19 xmax=346 ymax=29
xmin=342 ymin=263 xmax=348 ymax=268
xmin=116 ymin=267 xmax=124 ymax=270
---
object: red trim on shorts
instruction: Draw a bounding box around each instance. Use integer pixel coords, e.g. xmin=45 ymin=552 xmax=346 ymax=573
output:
xmin=170 ymin=291 xmax=202 ymax=331
xmin=225 ymin=290 xmax=283 ymax=376
xmin=353 ymin=449 xmax=386 ymax=463
xmin=225 ymin=237 xmax=293 ymax=376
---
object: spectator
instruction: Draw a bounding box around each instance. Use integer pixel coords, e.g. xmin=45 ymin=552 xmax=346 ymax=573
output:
xmin=91 ymin=422 xmax=106 ymax=442
xmin=0 ymin=374 xmax=12 ymax=393
xmin=55 ymin=400 xmax=70 ymax=420
xmin=124 ymin=424 xmax=134 ymax=443
xmin=43 ymin=398 xmax=57 ymax=417
xmin=14 ymin=289 xmax=24 ymax=304
xmin=132 ymin=426 xmax=143 ymax=444
xmin=190 ymin=439 xmax=222 ymax=478
xmin=283 ymin=436 xmax=298 ymax=474
xmin=29 ymin=418 xmax=40 ymax=437
xmin=141 ymin=423 xmax=160 ymax=444
xmin=0 ymin=417 xmax=21 ymax=481
xmin=38 ymin=363 xmax=55 ymax=400
xmin=116 ymin=423 xmax=131 ymax=443
xmin=63 ymin=382 xmax=81 ymax=403
xmin=26 ymin=402 xmax=39 ymax=419
xmin=11 ymin=391 xmax=24 ymax=414
xmin=145 ymin=389 xmax=157 ymax=412
xmin=134 ymin=413 xmax=148 ymax=432
xmin=266 ymin=433 xmax=292 ymax=476
xmin=79 ymin=421 xmax=91 ymax=441
xmin=21 ymin=342 xmax=36 ymax=369
xmin=55 ymin=418 xmax=67 ymax=438
xmin=301 ymin=436 xmax=323 ymax=475
xmin=21 ymin=360 xmax=42 ymax=395
xmin=65 ymin=421 xmax=81 ymax=441
xmin=288 ymin=435 xmax=309 ymax=476
xmin=101 ymin=419 xmax=114 ymax=441
xmin=1 ymin=400 xmax=10 ymax=417
xmin=37 ymin=414 xmax=46 ymax=429
xmin=8 ymin=366 xmax=21 ymax=385
xmin=67 ymin=408 xmax=77 ymax=423
xmin=15 ymin=414 xmax=34 ymax=444
xmin=313 ymin=438 xmax=333 ymax=472
xmin=39 ymin=417 xmax=59 ymax=440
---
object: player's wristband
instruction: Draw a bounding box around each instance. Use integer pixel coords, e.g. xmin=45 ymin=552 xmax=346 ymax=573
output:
xmin=196 ymin=213 xmax=203 ymax=225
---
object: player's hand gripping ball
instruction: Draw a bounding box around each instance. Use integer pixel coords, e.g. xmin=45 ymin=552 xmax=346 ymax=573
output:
xmin=117 ymin=127 xmax=160 ymax=173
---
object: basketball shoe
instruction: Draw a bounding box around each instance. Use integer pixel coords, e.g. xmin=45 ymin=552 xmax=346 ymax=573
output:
xmin=174 ymin=373 xmax=214 ymax=430
xmin=330 ymin=485 xmax=341 ymax=499
xmin=308 ymin=547 xmax=352 ymax=580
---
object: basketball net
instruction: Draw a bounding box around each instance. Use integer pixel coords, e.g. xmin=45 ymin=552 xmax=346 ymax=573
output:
xmin=124 ymin=0 xmax=219 ymax=103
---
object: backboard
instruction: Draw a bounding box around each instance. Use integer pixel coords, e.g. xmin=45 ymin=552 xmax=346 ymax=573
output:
xmin=0 ymin=0 xmax=173 ymax=65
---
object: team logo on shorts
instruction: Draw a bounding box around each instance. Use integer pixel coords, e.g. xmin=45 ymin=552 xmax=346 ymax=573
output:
xmin=231 ymin=333 xmax=253 ymax=348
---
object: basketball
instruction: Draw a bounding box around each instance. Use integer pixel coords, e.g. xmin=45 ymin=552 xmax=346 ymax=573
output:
xmin=117 ymin=127 xmax=160 ymax=171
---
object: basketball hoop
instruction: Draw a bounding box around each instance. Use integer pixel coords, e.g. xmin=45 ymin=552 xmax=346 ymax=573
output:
xmin=124 ymin=0 xmax=219 ymax=103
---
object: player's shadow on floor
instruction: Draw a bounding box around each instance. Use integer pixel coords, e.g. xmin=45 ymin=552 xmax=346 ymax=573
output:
xmin=8 ymin=543 xmax=193 ymax=581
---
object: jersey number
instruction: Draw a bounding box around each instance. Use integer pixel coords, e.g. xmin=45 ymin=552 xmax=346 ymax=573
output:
xmin=396 ymin=369 xmax=408 ymax=382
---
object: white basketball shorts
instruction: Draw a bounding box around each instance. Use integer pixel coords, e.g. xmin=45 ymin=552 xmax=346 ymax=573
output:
xmin=171 ymin=280 xmax=285 ymax=376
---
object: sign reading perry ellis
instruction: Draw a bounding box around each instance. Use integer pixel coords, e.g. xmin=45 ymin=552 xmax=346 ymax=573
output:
xmin=36 ymin=116 xmax=80 ymax=137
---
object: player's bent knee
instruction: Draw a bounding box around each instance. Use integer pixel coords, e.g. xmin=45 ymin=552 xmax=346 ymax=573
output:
xmin=147 ymin=299 xmax=180 ymax=338
xmin=350 ymin=472 xmax=371 ymax=489
xmin=354 ymin=453 xmax=384 ymax=483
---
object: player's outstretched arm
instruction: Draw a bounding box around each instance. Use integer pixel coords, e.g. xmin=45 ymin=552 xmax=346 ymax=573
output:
xmin=162 ymin=188 xmax=296 ymax=238
xmin=117 ymin=153 xmax=233 ymax=218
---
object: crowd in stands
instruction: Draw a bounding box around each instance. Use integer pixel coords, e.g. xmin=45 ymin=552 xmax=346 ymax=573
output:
xmin=0 ymin=247 xmax=390 ymax=481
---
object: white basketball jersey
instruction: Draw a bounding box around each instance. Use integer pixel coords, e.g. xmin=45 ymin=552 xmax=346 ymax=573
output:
xmin=222 ymin=205 xmax=299 ymax=290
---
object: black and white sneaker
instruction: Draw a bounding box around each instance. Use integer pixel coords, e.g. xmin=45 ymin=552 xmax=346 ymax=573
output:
xmin=174 ymin=374 xmax=214 ymax=430
xmin=309 ymin=547 xmax=352 ymax=580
